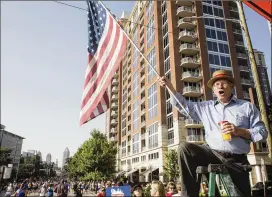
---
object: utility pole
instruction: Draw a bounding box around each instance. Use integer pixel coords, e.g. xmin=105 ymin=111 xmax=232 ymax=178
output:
xmin=236 ymin=1 xmax=272 ymax=160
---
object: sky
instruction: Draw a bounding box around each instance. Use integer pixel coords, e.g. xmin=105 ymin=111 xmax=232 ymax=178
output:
xmin=1 ymin=1 xmax=271 ymax=167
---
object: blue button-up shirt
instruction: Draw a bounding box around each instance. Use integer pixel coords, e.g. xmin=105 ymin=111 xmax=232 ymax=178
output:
xmin=171 ymin=92 xmax=268 ymax=154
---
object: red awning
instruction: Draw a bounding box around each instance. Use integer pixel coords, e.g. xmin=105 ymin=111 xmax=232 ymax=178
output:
xmin=243 ymin=1 xmax=272 ymax=22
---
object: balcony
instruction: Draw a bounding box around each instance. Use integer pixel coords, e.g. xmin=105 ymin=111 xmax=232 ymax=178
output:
xmin=111 ymin=119 xmax=118 ymax=126
xmin=110 ymin=137 xmax=117 ymax=142
xmin=180 ymin=43 xmax=199 ymax=55
xmin=229 ymin=6 xmax=238 ymax=12
xmin=113 ymin=73 xmax=119 ymax=78
xmin=240 ymin=65 xmax=250 ymax=72
xmin=141 ymin=147 xmax=146 ymax=152
xmin=243 ymin=92 xmax=250 ymax=99
xmin=177 ymin=18 xmax=196 ymax=30
xmin=241 ymin=78 xmax=251 ymax=86
xmin=141 ymin=97 xmax=145 ymax=104
xmin=141 ymin=75 xmax=145 ymax=82
xmin=237 ymin=53 xmax=248 ymax=59
xmin=112 ymin=86 xmax=118 ymax=93
xmin=112 ymin=94 xmax=118 ymax=101
xmin=186 ymin=135 xmax=205 ymax=144
xmin=182 ymin=86 xmax=202 ymax=97
xmin=111 ymin=102 xmax=118 ymax=110
xmin=111 ymin=128 xmax=118 ymax=134
xmin=181 ymin=72 xmax=202 ymax=83
xmin=180 ymin=57 xmax=200 ymax=68
xmin=185 ymin=119 xmax=204 ymax=128
xmin=177 ymin=6 xmax=194 ymax=18
xmin=111 ymin=111 xmax=117 ymax=118
xmin=233 ymin=29 xmax=242 ymax=35
xmin=178 ymin=30 xmax=197 ymax=42
xmin=235 ymin=41 xmax=244 ymax=47
xmin=112 ymin=78 xmax=119 ymax=86
xmin=141 ymin=133 xmax=145 ymax=140
xmin=176 ymin=0 xmax=193 ymax=6
xmin=141 ymin=120 xmax=146 ymax=127
xmin=141 ymin=109 xmax=145 ymax=115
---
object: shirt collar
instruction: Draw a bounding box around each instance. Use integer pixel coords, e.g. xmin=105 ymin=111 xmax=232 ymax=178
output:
xmin=214 ymin=94 xmax=237 ymax=106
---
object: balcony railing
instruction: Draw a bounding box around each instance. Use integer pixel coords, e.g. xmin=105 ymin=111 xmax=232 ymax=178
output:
xmin=177 ymin=6 xmax=193 ymax=13
xmin=235 ymin=41 xmax=244 ymax=46
xmin=185 ymin=119 xmax=203 ymax=125
xmin=180 ymin=43 xmax=199 ymax=51
xmin=237 ymin=53 xmax=248 ymax=59
xmin=240 ymin=65 xmax=249 ymax=72
xmin=243 ymin=92 xmax=250 ymax=99
xmin=186 ymin=135 xmax=205 ymax=142
xmin=183 ymin=86 xmax=202 ymax=93
xmin=241 ymin=78 xmax=251 ymax=85
xmin=182 ymin=71 xmax=201 ymax=78
xmin=233 ymin=29 xmax=242 ymax=34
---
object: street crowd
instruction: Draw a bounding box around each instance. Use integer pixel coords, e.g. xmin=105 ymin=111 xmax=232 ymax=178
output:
xmin=2 ymin=178 xmax=208 ymax=197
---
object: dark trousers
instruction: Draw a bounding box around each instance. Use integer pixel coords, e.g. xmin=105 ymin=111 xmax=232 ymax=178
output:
xmin=177 ymin=142 xmax=251 ymax=197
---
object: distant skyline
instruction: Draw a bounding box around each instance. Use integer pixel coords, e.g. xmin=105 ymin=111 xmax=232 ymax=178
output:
xmin=1 ymin=1 xmax=271 ymax=166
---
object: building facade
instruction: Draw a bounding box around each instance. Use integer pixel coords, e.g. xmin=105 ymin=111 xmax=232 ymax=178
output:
xmin=62 ymin=148 xmax=70 ymax=168
xmin=106 ymin=0 xmax=270 ymax=184
xmin=252 ymin=49 xmax=272 ymax=107
xmin=46 ymin=153 xmax=52 ymax=164
xmin=0 ymin=124 xmax=24 ymax=172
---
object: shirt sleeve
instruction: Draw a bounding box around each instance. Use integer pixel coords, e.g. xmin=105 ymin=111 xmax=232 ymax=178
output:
xmin=248 ymin=104 xmax=268 ymax=142
xmin=170 ymin=92 xmax=203 ymax=121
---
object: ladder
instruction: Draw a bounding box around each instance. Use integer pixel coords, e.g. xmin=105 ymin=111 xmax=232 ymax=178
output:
xmin=196 ymin=164 xmax=252 ymax=197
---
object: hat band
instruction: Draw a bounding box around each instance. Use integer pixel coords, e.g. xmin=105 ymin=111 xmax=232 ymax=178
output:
xmin=214 ymin=74 xmax=231 ymax=78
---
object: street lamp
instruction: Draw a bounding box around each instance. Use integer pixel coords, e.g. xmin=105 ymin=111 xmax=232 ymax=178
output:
xmin=183 ymin=2 xmax=271 ymax=160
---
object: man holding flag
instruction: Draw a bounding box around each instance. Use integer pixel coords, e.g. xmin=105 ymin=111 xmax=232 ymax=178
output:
xmin=158 ymin=70 xmax=267 ymax=196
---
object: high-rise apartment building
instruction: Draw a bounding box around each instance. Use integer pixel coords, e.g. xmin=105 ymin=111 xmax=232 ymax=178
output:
xmin=253 ymin=49 xmax=272 ymax=107
xmin=46 ymin=153 xmax=52 ymax=164
xmin=62 ymin=147 xmax=70 ymax=168
xmin=106 ymin=1 xmax=270 ymax=184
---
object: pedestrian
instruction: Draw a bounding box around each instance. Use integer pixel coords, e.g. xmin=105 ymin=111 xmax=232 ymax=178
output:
xmin=39 ymin=184 xmax=46 ymax=197
xmin=132 ymin=184 xmax=144 ymax=197
xmin=172 ymin=183 xmax=182 ymax=197
xmin=47 ymin=184 xmax=54 ymax=197
xmin=150 ymin=180 xmax=165 ymax=197
xmin=158 ymin=69 xmax=268 ymax=197
xmin=165 ymin=182 xmax=176 ymax=197
xmin=5 ymin=183 xmax=13 ymax=197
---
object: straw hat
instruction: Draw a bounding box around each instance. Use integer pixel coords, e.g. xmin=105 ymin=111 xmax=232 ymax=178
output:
xmin=207 ymin=70 xmax=235 ymax=88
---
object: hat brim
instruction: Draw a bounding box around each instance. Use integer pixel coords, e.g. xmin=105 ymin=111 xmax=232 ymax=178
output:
xmin=207 ymin=76 xmax=235 ymax=89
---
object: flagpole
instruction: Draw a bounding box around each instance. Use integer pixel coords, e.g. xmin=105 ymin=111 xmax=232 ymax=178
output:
xmin=97 ymin=0 xmax=192 ymax=119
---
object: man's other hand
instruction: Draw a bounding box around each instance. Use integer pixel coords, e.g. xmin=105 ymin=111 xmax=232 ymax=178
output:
xmin=157 ymin=76 xmax=176 ymax=93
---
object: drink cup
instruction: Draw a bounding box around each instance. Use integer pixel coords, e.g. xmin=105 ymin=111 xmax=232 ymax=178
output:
xmin=218 ymin=120 xmax=232 ymax=141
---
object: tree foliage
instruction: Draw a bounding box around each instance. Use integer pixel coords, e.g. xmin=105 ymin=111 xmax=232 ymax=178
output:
xmin=66 ymin=129 xmax=117 ymax=180
xmin=163 ymin=149 xmax=180 ymax=182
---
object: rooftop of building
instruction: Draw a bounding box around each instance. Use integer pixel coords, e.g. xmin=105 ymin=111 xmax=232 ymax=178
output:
xmin=0 ymin=124 xmax=25 ymax=139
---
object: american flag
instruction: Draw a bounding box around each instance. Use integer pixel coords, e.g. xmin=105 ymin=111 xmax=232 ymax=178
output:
xmin=80 ymin=1 xmax=127 ymax=125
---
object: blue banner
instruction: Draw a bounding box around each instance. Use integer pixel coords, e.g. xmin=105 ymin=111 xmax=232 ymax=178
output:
xmin=106 ymin=186 xmax=131 ymax=197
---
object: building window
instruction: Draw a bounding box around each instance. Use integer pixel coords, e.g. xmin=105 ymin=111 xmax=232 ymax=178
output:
xmin=147 ymin=16 xmax=155 ymax=49
xmin=146 ymin=1 xmax=154 ymax=20
xmin=122 ymin=141 xmax=126 ymax=157
xmin=215 ymin=19 xmax=225 ymax=29
xmin=148 ymin=83 xmax=158 ymax=119
xmin=133 ymin=71 xmax=139 ymax=98
xmin=218 ymin=43 xmax=229 ymax=54
xmin=207 ymin=41 xmax=218 ymax=52
xmin=168 ymin=129 xmax=174 ymax=145
xmin=148 ymin=122 xmax=158 ymax=149
xmin=206 ymin=28 xmax=216 ymax=39
xmin=147 ymin=47 xmax=156 ymax=82
xmin=216 ymin=30 xmax=227 ymax=41
xmin=132 ymin=28 xmax=138 ymax=68
xmin=141 ymin=155 xmax=146 ymax=161
xmin=148 ymin=152 xmax=159 ymax=160
xmin=167 ymin=114 xmax=173 ymax=129
xmin=220 ymin=55 xmax=231 ymax=67
xmin=132 ymin=157 xmax=139 ymax=163
xmin=133 ymin=100 xmax=139 ymax=130
xmin=132 ymin=133 xmax=139 ymax=154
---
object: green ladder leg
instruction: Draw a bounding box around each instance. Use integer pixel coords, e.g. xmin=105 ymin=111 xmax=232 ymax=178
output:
xmin=208 ymin=172 xmax=216 ymax=197
xmin=219 ymin=173 xmax=241 ymax=197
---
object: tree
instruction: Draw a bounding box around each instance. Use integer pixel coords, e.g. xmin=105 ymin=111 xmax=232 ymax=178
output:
xmin=163 ymin=149 xmax=180 ymax=182
xmin=66 ymin=129 xmax=117 ymax=180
